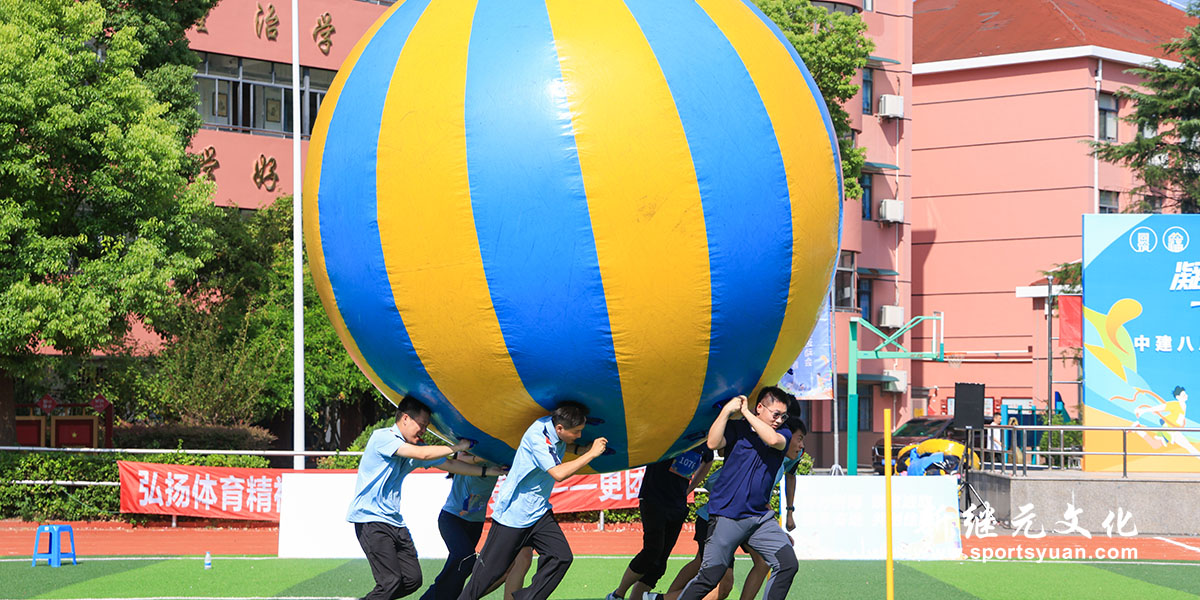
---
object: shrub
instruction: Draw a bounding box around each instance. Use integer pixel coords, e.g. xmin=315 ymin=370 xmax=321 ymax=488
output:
xmin=0 ymin=450 xmax=268 ymax=521
xmin=114 ymin=423 xmax=276 ymax=450
xmin=1037 ymin=413 xmax=1083 ymax=467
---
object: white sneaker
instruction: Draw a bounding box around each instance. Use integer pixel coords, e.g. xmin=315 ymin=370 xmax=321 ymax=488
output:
xmin=605 ymin=594 xmax=623 ymax=600
xmin=643 ymin=594 xmax=665 ymax=600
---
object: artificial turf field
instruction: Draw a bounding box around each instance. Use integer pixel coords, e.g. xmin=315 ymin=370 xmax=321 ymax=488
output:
xmin=4 ymin=556 xmax=1200 ymax=600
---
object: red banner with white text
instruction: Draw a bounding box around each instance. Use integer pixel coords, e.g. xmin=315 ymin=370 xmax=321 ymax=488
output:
xmin=488 ymin=467 xmax=695 ymax=515
xmin=120 ymin=461 xmax=674 ymax=521
xmin=118 ymin=461 xmax=296 ymax=521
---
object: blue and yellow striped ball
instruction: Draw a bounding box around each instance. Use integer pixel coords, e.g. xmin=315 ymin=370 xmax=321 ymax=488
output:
xmin=304 ymin=0 xmax=842 ymax=472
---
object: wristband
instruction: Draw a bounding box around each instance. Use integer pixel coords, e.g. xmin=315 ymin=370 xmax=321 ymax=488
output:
xmin=786 ymin=506 xmax=795 ymax=511
xmin=480 ymin=465 xmax=487 ymax=477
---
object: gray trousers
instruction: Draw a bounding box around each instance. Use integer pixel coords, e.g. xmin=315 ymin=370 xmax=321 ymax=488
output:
xmin=677 ymin=513 xmax=798 ymax=600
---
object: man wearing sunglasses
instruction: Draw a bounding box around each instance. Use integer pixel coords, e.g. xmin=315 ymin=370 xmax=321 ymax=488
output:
xmin=676 ymin=387 xmax=800 ymax=600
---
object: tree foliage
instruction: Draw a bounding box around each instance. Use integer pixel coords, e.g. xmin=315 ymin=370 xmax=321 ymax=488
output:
xmin=1092 ymin=5 xmax=1200 ymax=214
xmin=0 ymin=0 xmax=219 ymax=374
xmin=755 ymin=0 xmax=874 ymax=200
xmin=97 ymin=0 xmax=218 ymax=144
xmin=249 ymin=201 xmax=376 ymax=425
xmin=148 ymin=200 xmax=373 ymax=428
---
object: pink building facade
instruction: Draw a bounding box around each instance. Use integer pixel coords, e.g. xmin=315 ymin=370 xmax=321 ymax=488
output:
xmin=908 ymin=0 xmax=1189 ymax=438
xmin=803 ymin=0 xmax=915 ymax=470
xmin=186 ymin=0 xmax=390 ymax=209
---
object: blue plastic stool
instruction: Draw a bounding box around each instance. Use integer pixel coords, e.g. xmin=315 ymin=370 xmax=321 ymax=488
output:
xmin=32 ymin=524 xmax=77 ymax=567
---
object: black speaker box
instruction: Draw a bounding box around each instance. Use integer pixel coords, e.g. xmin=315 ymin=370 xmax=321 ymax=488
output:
xmin=953 ymin=382 xmax=986 ymax=429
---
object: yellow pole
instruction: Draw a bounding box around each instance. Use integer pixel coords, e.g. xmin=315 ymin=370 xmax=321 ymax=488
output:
xmin=884 ymin=408 xmax=894 ymax=600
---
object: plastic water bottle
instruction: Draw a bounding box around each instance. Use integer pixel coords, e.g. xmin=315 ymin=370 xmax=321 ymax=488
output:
xmin=203 ymin=552 xmax=212 ymax=570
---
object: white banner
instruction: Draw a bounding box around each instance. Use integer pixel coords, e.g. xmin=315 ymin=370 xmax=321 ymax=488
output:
xmin=789 ymin=476 xmax=963 ymax=560
xmin=278 ymin=472 xmax=453 ymax=559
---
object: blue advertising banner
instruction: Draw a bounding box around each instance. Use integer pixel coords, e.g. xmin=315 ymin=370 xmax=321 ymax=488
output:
xmin=780 ymin=295 xmax=834 ymax=400
xmin=1082 ymin=215 xmax=1200 ymax=472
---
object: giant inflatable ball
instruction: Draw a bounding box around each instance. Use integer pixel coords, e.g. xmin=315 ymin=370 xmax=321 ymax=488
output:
xmin=304 ymin=0 xmax=842 ymax=471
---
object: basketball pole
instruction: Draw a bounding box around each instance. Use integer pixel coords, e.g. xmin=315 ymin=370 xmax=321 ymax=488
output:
xmin=884 ymin=407 xmax=894 ymax=600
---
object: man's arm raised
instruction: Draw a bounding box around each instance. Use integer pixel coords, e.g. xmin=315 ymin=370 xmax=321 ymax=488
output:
xmin=547 ymin=438 xmax=609 ymax=482
xmin=740 ymin=403 xmax=786 ymax=450
xmin=395 ymin=438 xmax=472 ymax=462
xmin=707 ymin=396 xmax=744 ymax=450
xmin=441 ymin=459 xmax=507 ymax=477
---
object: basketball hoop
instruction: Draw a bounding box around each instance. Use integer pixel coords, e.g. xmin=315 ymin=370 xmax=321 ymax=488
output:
xmin=945 ymin=352 xmax=966 ymax=368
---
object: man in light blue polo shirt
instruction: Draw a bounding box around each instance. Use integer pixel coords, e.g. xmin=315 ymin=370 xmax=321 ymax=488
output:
xmin=457 ymin=401 xmax=607 ymax=600
xmin=348 ymin=396 xmax=505 ymax=600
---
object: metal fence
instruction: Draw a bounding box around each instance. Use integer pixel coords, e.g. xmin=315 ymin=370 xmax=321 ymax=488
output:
xmin=965 ymin=424 xmax=1200 ymax=478
xmin=0 ymin=446 xmax=364 ymax=488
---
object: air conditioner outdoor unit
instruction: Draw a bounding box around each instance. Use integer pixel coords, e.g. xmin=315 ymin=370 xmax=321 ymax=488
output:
xmin=878 ymin=198 xmax=904 ymax=224
xmin=883 ymin=369 xmax=908 ymax=393
xmin=878 ymin=304 xmax=905 ymax=328
xmin=877 ymin=94 xmax=905 ymax=119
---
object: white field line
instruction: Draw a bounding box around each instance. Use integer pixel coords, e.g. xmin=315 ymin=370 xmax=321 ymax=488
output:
xmin=1155 ymin=536 xmax=1200 ymax=556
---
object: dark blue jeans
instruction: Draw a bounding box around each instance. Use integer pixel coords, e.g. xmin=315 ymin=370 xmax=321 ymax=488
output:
xmin=421 ymin=511 xmax=485 ymax=600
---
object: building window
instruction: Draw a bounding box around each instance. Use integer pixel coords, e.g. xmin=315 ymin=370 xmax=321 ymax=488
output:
xmin=812 ymin=1 xmax=859 ymax=15
xmin=863 ymin=0 xmax=874 ymax=11
xmin=195 ymin=51 xmax=336 ymax=138
xmin=1099 ymin=93 xmax=1118 ymax=142
xmin=838 ymin=384 xmax=873 ymax=431
xmin=1099 ymin=190 xmax=1118 ymax=214
xmin=861 ymin=174 xmax=873 ymax=220
xmin=857 ymin=278 xmax=873 ymax=322
xmin=835 ymin=251 xmax=856 ymax=310
xmin=862 ymin=68 xmax=874 ymax=115
xmin=1144 ymin=195 xmax=1164 ymax=214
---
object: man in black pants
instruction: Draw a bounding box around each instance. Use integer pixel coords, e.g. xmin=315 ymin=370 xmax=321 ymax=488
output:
xmin=346 ymin=397 xmax=503 ymax=600
xmin=677 ymin=387 xmax=800 ymax=600
xmin=457 ymin=401 xmax=608 ymax=600
xmin=606 ymin=446 xmax=713 ymax=600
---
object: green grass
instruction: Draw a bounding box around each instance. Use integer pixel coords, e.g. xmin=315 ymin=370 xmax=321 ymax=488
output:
xmin=4 ymin=556 xmax=1199 ymax=599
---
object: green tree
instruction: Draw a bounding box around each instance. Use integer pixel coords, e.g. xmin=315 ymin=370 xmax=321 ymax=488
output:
xmin=0 ymin=0 xmax=219 ymax=442
xmin=245 ymin=201 xmax=375 ymax=430
xmin=98 ymin=0 xmax=218 ymax=144
xmin=755 ymin=0 xmax=874 ymax=200
xmin=1092 ymin=5 xmax=1200 ymax=214
xmin=150 ymin=199 xmax=373 ymax=432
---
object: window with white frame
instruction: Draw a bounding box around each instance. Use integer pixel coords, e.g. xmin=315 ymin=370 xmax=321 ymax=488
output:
xmin=812 ymin=1 xmax=858 ymax=15
xmin=195 ymin=52 xmax=336 ymax=137
xmin=835 ymin=251 xmax=856 ymax=310
xmin=1144 ymin=195 xmax=1164 ymax=214
xmin=1099 ymin=190 xmax=1118 ymax=214
xmin=1099 ymin=93 xmax=1118 ymax=142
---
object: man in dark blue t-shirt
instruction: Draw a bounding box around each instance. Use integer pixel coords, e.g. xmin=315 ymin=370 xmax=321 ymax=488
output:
xmin=677 ymin=386 xmax=799 ymax=600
